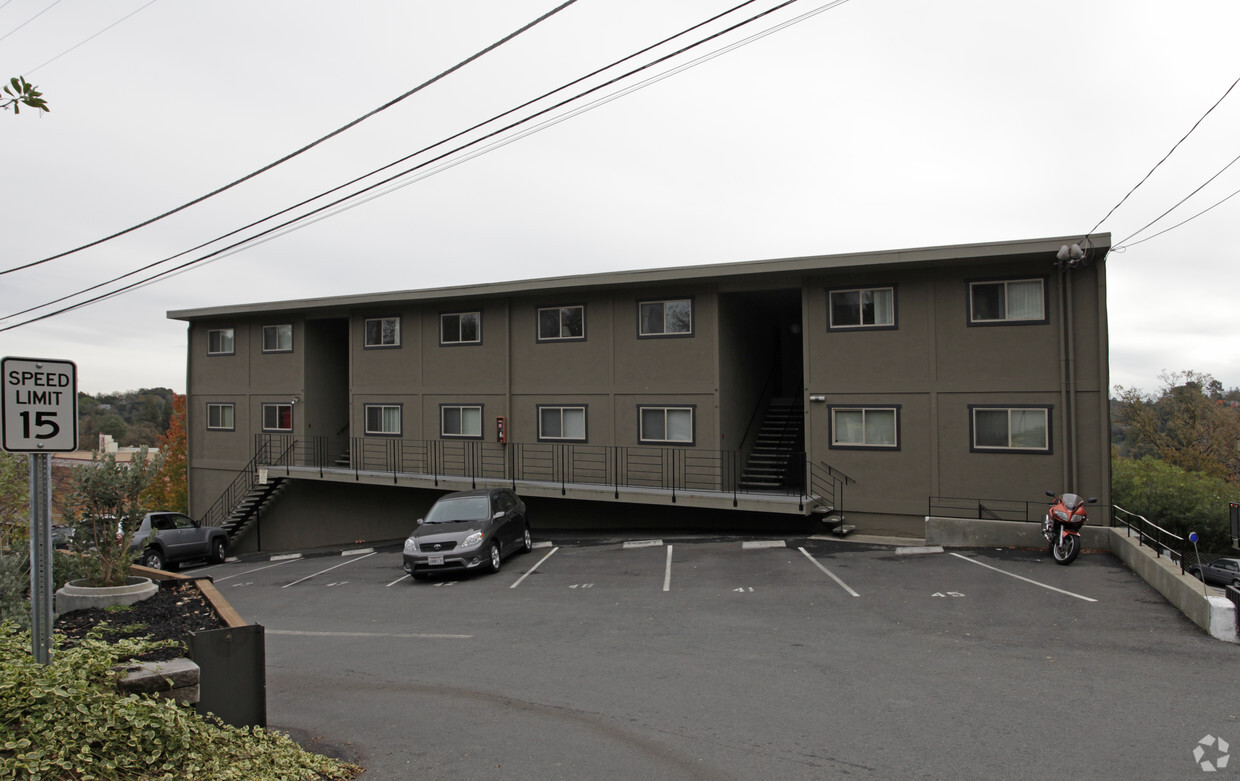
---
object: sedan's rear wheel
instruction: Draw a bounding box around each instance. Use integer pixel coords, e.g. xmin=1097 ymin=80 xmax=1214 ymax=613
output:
xmin=209 ymin=538 xmax=227 ymax=564
xmin=521 ymin=524 xmax=532 ymax=554
xmin=488 ymin=542 xmax=502 ymax=574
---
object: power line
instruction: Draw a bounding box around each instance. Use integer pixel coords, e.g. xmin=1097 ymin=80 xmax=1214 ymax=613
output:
xmin=0 ymin=0 xmax=63 ymax=44
xmin=0 ymin=0 xmax=580 ymax=276
xmin=1114 ymin=185 xmax=1240 ymax=251
xmin=1113 ymin=150 xmax=1240 ymax=248
xmin=2 ymin=0 xmax=850 ymax=331
xmin=2 ymin=0 xmax=769 ymax=324
xmin=24 ymin=0 xmax=161 ymax=76
xmin=1088 ymin=72 xmax=1240 ymax=237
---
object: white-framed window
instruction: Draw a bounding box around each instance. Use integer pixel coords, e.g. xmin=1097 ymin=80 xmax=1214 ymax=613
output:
xmin=206 ymin=402 xmax=235 ymax=431
xmin=828 ymin=286 xmax=896 ymax=330
xmin=262 ymin=324 xmax=293 ymax=352
xmin=364 ymin=404 xmax=402 ymax=436
xmin=638 ymin=405 xmax=694 ymax=444
xmin=440 ymin=312 xmax=481 ymax=345
xmin=970 ymin=406 xmax=1051 ymax=452
xmin=638 ymin=299 xmax=693 ymax=337
xmin=969 ymin=279 xmax=1046 ymax=324
xmin=830 ymin=406 xmax=899 ymax=448
xmin=537 ymin=305 xmax=585 ymax=341
xmin=364 ymin=317 xmax=400 ymax=348
xmin=538 ymin=405 xmax=586 ymax=441
xmin=441 ymin=404 xmax=482 ymax=438
xmin=262 ymin=403 xmax=293 ymax=432
xmin=207 ymin=328 xmax=235 ymax=356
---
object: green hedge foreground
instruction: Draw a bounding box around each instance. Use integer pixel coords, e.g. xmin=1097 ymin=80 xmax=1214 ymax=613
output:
xmin=0 ymin=623 xmax=360 ymax=780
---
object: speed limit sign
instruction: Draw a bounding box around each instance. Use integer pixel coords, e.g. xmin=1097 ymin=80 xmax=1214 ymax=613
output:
xmin=2 ymin=356 xmax=78 ymax=453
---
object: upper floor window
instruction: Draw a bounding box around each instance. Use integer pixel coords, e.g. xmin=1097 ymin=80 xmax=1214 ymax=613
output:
xmin=262 ymin=403 xmax=293 ymax=432
xmin=639 ymin=299 xmax=693 ymax=337
xmin=206 ymin=402 xmax=235 ymax=431
xmin=830 ymin=406 xmax=899 ymax=448
xmin=207 ymin=328 xmax=235 ymax=356
xmin=969 ymin=279 xmax=1046 ymax=324
xmin=970 ymin=405 xmax=1050 ymax=452
xmin=828 ymin=286 xmax=895 ymax=330
xmin=441 ymin=312 xmax=481 ymax=345
xmin=537 ymin=305 xmax=585 ymax=342
xmin=364 ymin=404 xmax=402 ymax=436
xmin=638 ymin=405 xmax=694 ymax=445
xmin=538 ymin=405 xmax=587 ymax=441
xmin=364 ymin=317 xmax=400 ymax=348
xmin=441 ymin=404 xmax=482 ymax=438
xmin=262 ymin=324 xmax=293 ymax=353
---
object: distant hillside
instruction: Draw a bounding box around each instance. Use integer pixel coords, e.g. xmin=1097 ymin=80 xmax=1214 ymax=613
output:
xmin=76 ymin=388 xmax=175 ymax=450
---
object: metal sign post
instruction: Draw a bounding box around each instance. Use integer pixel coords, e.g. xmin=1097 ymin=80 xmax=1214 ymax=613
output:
xmin=2 ymin=357 xmax=78 ymax=664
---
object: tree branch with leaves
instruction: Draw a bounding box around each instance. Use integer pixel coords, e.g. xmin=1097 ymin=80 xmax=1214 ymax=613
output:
xmin=2 ymin=76 xmax=50 ymax=115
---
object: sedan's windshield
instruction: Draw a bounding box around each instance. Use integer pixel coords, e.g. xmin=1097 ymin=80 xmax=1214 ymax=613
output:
xmin=425 ymin=496 xmax=490 ymax=523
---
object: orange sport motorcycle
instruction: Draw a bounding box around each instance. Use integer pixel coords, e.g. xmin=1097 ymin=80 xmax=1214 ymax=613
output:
xmin=1042 ymin=491 xmax=1097 ymax=565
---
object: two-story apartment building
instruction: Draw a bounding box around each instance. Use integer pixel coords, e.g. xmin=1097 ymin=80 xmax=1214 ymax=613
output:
xmin=168 ymin=234 xmax=1111 ymax=552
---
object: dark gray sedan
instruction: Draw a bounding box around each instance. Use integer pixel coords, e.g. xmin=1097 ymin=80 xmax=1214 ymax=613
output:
xmin=127 ymin=511 xmax=228 ymax=571
xmin=1188 ymin=556 xmax=1240 ymax=588
xmin=402 ymin=488 xmax=531 ymax=580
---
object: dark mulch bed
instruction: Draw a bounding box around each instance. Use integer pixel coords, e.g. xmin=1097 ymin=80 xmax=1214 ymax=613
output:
xmin=54 ymin=581 xmax=226 ymax=662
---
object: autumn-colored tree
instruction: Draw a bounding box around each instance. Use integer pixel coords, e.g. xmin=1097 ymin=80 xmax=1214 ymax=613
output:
xmin=142 ymin=394 xmax=188 ymax=514
xmin=1113 ymin=370 xmax=1240 ymax=485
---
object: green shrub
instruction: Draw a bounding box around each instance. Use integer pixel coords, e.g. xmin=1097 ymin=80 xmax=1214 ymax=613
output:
xmin=0 ymin=550 xmax=94 ymax=629
xmin=1112 ymin=456 xmax=1235 ymax=552
xmin=0 ymin=622 xmax=360 ymax=779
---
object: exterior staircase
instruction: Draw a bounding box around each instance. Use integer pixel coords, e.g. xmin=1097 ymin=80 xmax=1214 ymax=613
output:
xmin=218 ymin=475 xmax=289 ymax=541
xmin=740 ymin=398 xmax=804 ymax=491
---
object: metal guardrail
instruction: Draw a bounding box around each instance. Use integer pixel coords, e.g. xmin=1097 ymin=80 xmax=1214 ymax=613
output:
xmin=256 ymin=435 xmax=821 ymax=507
xmin=929 ymin=496 xmax=1043 ymax=523
xmin=1112 ymin=504 xmax=1188 ymax=574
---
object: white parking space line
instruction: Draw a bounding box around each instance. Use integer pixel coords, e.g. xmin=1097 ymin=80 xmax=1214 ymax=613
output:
xmin=742 ymin=540 xmax=786 ymax=550
xmin=509 ymin=547 xmax=559 ymax=589
xmin=386 ymin=575 xmax=409 ymax=587
xmin=948 ymin=552 xmax=1098 ymax=602
xmin=212 ymin=558 xmax=296 ymax=582
xmin=663 ymin=545 xmax=673 ymax=592
xmin=267 ymin=630 xmax=471 ymax=640
xmin=797 ymin=547 xmax=860 ymax=597
xmin=281 ymin=552 xmax=377 ymax=588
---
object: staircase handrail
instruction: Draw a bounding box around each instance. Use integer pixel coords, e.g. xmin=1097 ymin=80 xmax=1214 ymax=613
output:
xmin=198 ymin=439 xmax=276 ymax=529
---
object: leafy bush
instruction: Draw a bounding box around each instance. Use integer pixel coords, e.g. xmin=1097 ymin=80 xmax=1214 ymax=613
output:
xmin=1112 ymin=456 xmax=1235 ymax=552
xmin=0 ymin=622 xmax=360 ymax=779
xmin=0 ymin=551 xmax=92 ymax=629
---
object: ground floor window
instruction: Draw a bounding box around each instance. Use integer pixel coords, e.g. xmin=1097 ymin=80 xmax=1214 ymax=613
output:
xmin=830 ymin=406 xmax=898 ymax=448
xmin=538 ymin=405 xmax=586 ymax=441
xmin=441 ymin=404 xmax=482 ymax=438
xmin=262 ymin=403 xmax=292 ymax=432
xmin=638 ymin=406 xmax=694 ymax=444
xmin=206 ymin=402 xmax=234 ymax=431
xmin=970 ymin=406 xmax=1050 ymax=452
xmin=365 ymin=404 xmax=402 ymax=436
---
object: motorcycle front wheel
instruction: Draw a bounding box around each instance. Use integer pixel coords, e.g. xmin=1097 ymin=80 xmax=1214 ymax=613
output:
xmin=1051 ymin=532 xmax=1081 ymax=565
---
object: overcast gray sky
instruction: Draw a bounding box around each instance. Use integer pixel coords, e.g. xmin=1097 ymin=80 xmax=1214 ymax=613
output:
xmin=1 ymin=0 xmax=1237 ymax=394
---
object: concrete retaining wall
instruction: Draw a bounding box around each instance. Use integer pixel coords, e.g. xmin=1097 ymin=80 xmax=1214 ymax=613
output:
xmin=924 ymin=516 xmax=1238 ymax=643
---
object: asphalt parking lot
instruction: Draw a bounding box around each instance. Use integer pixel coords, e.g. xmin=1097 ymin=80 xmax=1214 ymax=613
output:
xmin=189 ymin=533 xmax=1240 ymax=780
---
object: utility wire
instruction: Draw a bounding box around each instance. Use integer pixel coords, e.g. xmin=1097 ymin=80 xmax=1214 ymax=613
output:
xmin=2 ymin=0 xmax=766 ymax=323
xmin=0 ymin=0 xmax=63 ymax=44
xmin=1 ymin=0 xmax=846 ymax=331
xmin=24 ymin=0 xmax=161 ymax=76
xmin=0 ymin=0 xmax=579 ymax=276
xmin=1112 ymin=150 xmax=1240 ymax=248
xmin=1088 ymin=73 xmax=1240 ymax=237
xmin=1115 ymin=185 xmax=1240 ymax=251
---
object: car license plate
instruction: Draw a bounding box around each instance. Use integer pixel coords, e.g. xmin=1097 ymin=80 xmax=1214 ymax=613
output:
xmin=428 ymin=555 xmax=444 ymax=566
